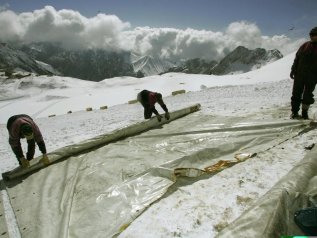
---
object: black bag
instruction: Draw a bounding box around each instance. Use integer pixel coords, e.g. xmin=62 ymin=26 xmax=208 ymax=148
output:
xmin=294 ymin=207 xmax=317 ymax=235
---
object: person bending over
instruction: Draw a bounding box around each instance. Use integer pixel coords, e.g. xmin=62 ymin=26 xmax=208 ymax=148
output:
xmin=7 ymin=114 xmax=50 ymax=168
xmin=137 ymin=90 xmax=170 ymax=122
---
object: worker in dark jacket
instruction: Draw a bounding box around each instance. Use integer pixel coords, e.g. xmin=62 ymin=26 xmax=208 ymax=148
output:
xmin=290 ymin=26 xmax=317 ymax=119
xmin=137 ymin=90 xmax=170 ymax=121
xmin=7 ymin=114 xmax=50 ymax=168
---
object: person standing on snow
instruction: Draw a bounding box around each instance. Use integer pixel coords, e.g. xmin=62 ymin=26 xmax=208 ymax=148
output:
xmin=7 ymin=114 xmax=50 ymax=168
xmin=290 ymin=26 xmax=317 ymax=119
xmin=137 ymin=90 xmax=170 ymax=122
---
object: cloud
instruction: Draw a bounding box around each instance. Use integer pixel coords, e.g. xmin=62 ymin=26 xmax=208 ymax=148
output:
xmin=0 ymin=3 xmax=9 ymax=11
xmin=0 ymin=6 xmax=306 ymax=60
xmin=0 ymin=6 xmax=130 ymax=50
xmin=225 ymin=21 xmax=263 ymax=47
xmin=0 ymin=9 xmax=24 ymax=42
xmin=125 ymin=22 xmax=306 ymax=61
xmin=123 ymin=27 xmax=226 ymax=61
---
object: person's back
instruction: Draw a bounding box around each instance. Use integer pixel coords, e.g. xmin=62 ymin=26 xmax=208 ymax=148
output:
xmin=293 ymin=41 xmax=317 ymax=78
xmin=7 ymin=114 xmax=44 ymax=146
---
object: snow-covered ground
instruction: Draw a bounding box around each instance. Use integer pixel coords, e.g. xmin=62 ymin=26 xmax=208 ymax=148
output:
xmin=0 ymin=51 xmax=316 ymax=237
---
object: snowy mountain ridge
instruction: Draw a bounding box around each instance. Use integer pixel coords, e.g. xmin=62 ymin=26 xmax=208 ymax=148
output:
xmin=210 ymin=46 xmax=283 ymax=75
xmin=0 ymin=43 xmax=57 ymax=75
xmin=1 ymin=42 xmax=283 ymax=81
xmin=131 ymin=54 xmax=176 ymax=76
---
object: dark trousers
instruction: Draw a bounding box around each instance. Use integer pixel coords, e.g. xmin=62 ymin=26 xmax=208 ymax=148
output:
xmin=143 ymin=107 xmax=153 ymax=119
xmin=291 ymin=77 xmax=316 ymax=113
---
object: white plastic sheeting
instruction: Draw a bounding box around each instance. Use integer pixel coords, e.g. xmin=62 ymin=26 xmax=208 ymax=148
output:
xmin=0 ymin=182 xmax=9 ymax=238
xmin=216 ymin=144 xmax=317 ymax=237
xmin=2 ymin=109 xmax=311 ymax=238
xmin=3 ymin=104 xmax=201 ymax=180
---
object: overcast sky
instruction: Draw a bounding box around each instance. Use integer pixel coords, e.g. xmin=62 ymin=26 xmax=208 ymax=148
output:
xmin=0 ymin=0 xmax=316 ymax=61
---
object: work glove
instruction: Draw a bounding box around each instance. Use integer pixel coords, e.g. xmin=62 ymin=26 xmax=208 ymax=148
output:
xmin=290 ymin=71 xmax=295 ymax=79
xmin=157 ymin=114 xmax=163 ymax=122
xmin=40 ymin=154 xmax=50 ymax=166
xmin=165 ymin=112 xmax=170 ymax=120
xmin=20 ymin=157 xmax=30 ymax=168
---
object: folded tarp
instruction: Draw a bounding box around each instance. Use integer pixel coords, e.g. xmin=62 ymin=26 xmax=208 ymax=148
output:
xmin=3 ymin=104 xmax=201 ymax=180
xmin=216 ymin=145 xmax=317 ymax=237
xmin=2 ymin=113 xmax=310 ymax=238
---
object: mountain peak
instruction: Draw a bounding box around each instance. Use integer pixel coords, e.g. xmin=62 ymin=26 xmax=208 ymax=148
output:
xmin=131 ymin=53 xmax=176 ymax=76
xmin=210 ymin=46 xmax=283 ymax=75
xmin=0 ymin=43 xmax=55 ymax=75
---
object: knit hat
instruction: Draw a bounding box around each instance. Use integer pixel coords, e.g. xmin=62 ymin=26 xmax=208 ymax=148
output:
xmin=310 ymin=27 xmax=317 ymax=36
xmin=21 ymin=123 xmax=33 ymax=137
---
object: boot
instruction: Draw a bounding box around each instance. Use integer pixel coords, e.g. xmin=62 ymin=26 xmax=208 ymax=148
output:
xmin=301 ymin=104 xmax=310 ymax=120
xmin=302 ymin=110 xmax=309 ymax=119
xmin=290 ymin=111 xmax=300 ymax=119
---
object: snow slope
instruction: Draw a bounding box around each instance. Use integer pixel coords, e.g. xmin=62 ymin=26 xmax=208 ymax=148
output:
xmin=1 ymin=51 xmax=316 ymax=237
xmin=0 ymin=53 xmax=295 ymax=123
